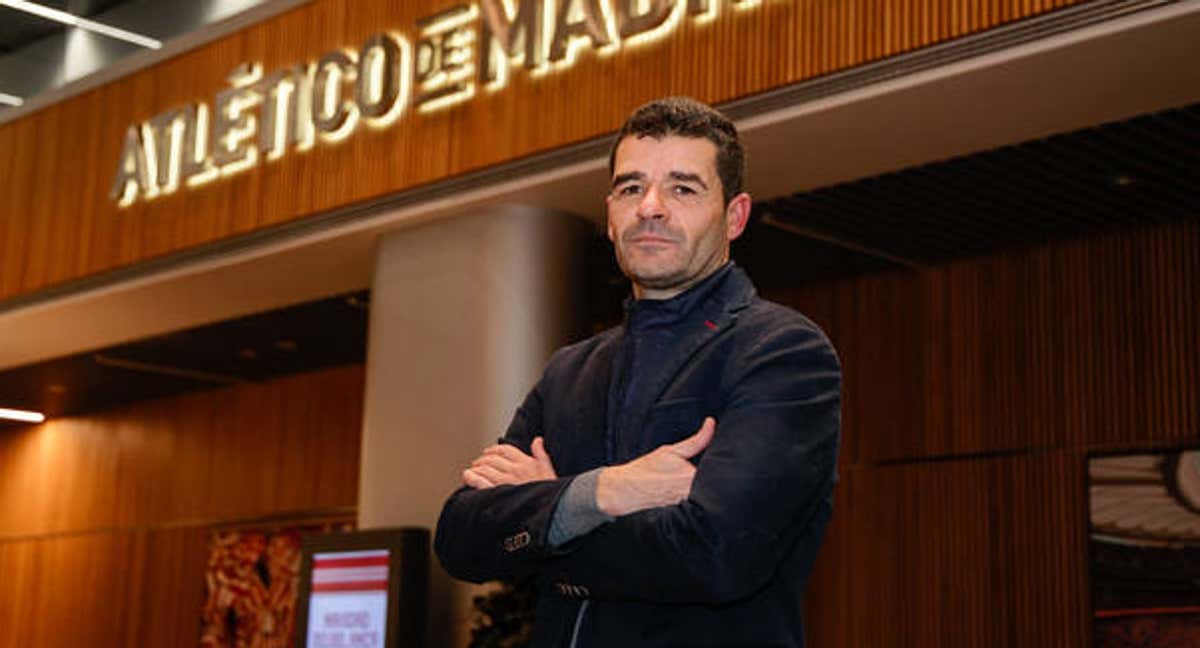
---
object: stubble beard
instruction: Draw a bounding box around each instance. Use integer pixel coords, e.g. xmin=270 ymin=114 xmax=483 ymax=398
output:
xmin=617 ymin=238 xmax=727 ymax=294
xmin=614 ymin=221 xmax=685 ymax=290
xmin=626 ymin=260 xmax=690 ymax=291
xmin=614 ymin=214 xmax=728 ymax=295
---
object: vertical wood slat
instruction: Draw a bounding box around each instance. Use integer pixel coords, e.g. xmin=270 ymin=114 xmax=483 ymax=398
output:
xmin=0 ymin=527 xmax=214 ymax=646
xmin=0 ymin=0 xmax=1090 ymax=303
xmin=777 ymin=219 xmax=1200 ymax=463
xmin=0 ymin=364 xmax=364 ymax=537
xmin=806 ymin=452 xmax=1094 ymax=646
xmin=0 ymin=364 xmax=364 ymax=646
xmin=775 ymin=220 xmax=1200 ymax=646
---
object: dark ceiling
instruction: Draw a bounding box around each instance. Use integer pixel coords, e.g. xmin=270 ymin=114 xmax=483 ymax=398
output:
xmin=0 ymin=100 xmax=1196 ymax=430
xmin=755 ymin=101 xmax=1200 ymax=269
xmin=0 ymin=291 xmax=370 ymax=428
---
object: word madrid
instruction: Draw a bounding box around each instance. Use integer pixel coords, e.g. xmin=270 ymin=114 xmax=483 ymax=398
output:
xmin=110 ymin=0 xmax=762 ymax=206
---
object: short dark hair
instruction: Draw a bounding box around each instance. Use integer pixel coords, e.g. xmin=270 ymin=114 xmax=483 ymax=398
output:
xmin=608 ymin=97 xmax=745 ymax=205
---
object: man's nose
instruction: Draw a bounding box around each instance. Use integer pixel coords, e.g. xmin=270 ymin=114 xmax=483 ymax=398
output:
xmin=636 ymin=184 xmax=667 ymax=219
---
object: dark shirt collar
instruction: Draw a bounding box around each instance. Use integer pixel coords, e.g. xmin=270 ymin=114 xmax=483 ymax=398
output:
xmin=624 ymin=262 xmax=735 ymax=332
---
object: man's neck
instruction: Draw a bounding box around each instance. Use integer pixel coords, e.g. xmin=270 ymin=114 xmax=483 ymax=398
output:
xmin=632 ymin=258 xmax=731 ymax=301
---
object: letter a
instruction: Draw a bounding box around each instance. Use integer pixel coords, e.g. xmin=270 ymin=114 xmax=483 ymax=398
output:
xmin=548 ymin=0 xmax=615 ymax=64
xmin=110 ymin=124 xmax=149 ymax=207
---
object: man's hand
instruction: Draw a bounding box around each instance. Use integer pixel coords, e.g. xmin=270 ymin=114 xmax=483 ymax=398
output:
xmin=462 ymin=437 xmax=557 ymax=489
xmin=595 ymin=417 xmax=715 ymax=517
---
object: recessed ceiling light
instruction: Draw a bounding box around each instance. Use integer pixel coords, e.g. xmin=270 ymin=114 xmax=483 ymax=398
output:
xmin=274 ymin=339 xmax=298 ymax=352
xmin=0 ymin=0 xmax=162 ymax=49
xmin=0 ymin=407 xmax=45 ymax=424
xmin=1112 ymin=173 xmax=1136 ymax=188
xmin=0 ymin=92 xmax=23 ymax=106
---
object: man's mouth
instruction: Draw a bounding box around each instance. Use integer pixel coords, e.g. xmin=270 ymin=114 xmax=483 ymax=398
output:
xmin=629 ymin=235 xmax=676 ymax=245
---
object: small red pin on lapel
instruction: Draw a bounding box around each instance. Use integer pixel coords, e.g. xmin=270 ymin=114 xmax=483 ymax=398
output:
xmin=704 ymin=320 xmax=718 ymax=330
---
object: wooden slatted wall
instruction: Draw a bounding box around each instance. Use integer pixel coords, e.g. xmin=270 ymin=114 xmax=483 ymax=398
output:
xmin=0 ymin=0 xmax=1089 ymax=303
xmin=0 ymin=364 xmax=364 ymax=646
xmin=776 ymin=220 xmax=1200 ymax=646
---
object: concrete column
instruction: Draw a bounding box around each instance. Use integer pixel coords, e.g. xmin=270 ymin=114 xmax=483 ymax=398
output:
xmin=358 ymin=206 xmax=591 ymax=647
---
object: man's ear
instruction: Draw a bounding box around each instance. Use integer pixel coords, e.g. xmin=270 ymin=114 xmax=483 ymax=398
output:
xmin=724 ymin=192 xmax=752 ymax=241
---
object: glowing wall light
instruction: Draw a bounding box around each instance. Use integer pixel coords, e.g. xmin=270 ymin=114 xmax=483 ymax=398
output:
xmin=0 ymin=407 xmax=45 ymax=424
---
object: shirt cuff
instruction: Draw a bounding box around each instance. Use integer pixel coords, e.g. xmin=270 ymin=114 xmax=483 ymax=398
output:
xmin=547 ymin=468 xmax=614 ymax=548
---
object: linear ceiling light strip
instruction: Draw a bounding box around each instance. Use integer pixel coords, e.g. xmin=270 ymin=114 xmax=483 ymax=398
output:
xmin=0 ymin=407 xmax=44 ymax=423
xmin=0 ymin=0 xmax=161 ymax=49
xmin=0 ymin=92 xmax=24 ymax=106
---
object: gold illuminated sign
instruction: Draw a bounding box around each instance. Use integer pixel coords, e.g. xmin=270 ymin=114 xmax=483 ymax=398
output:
xmin=111 ymin=0 xmax=766 ymax=206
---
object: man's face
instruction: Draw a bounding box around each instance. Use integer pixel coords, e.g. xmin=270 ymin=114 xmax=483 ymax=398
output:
xmin=606 ymin=134 xmax=749 ymax=299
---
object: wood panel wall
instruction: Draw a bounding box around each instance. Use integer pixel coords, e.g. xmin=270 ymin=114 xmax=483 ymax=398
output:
xmin=0 ymin=0 xmax=1089 ymax=303
xmin=776 ymin=220 xmax=1200 ymax=646
xmin=0 ymin=364 xmax=364 ymax=647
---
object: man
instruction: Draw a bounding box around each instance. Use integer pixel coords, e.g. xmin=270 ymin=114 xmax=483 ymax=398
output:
xmin=435 ymin=97 xmax=840 ymax=647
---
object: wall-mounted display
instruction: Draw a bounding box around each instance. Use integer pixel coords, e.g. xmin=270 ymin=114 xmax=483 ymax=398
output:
xmin=295 ymin=527 xmax=430 ymax=648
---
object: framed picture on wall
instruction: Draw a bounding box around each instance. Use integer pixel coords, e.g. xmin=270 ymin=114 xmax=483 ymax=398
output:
xmin=1088 ymin=448 xmax=1200 ymax=647
xmin=294 ymin=527 xmax=429 ymax=648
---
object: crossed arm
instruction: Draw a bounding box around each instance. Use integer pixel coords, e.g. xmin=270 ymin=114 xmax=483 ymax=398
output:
xmin=462 ymin=417 xmax=716 ymax=519
xmin=434 ymin=324 xmax=841 ymax=605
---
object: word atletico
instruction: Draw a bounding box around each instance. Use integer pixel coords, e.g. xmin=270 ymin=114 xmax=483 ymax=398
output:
xmin=110 ymin=0 xmax=765 ymax=207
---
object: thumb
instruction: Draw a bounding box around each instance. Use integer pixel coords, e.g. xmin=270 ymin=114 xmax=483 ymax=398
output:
xmin=671 ymin=417 xmax=716 ymax=459
xmin=531 ymin=437 xmax=556 ymax=473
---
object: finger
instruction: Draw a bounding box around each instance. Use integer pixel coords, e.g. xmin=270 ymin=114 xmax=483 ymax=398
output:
xmin=531 ymin=437 xmax=557 ymax=476
xmin=472 ymin=453 xmax=519 ymax=472
xmin=462 ymin=468 xmax=494 ymax=489
xmin=671 ymin=417 xmax=716 ymax=458
xmin=471 ymin=464 xmax=514 ymax=487
xmin=472 ymin=454 xmax=523 ymax=479
xmin=484 ymin=444 xmax=535 ymax=463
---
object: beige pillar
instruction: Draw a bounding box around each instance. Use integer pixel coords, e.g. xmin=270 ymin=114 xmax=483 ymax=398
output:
xmin=358 ymin=206 xmax=590 ymax=647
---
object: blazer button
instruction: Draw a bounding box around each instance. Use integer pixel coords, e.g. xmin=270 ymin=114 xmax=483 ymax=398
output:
xmin=502 ymin=530 xmax=531 ymax=552
xmin=556 ymin=583 xmax=590 ymax=598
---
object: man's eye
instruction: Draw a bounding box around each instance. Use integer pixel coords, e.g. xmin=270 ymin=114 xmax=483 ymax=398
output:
xmin=618 ymin=185 xmax=644 ymax=196
xmin=672 ymin=184 xmax=697 ymax=196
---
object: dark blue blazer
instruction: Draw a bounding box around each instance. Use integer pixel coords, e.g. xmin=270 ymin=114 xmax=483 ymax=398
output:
xmin=435 ymin=267 xmax=841 ymax=647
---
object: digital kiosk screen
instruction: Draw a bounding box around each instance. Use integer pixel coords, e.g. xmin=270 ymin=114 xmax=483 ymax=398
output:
xmin=295 ymin=528 xmax=428 ymax=648
xmin=306 ymin=549 xmax=392 ymax=647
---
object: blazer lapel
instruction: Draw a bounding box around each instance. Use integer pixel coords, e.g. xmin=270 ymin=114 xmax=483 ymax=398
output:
xmin=573 ymin=328 xmax=621 ymax=470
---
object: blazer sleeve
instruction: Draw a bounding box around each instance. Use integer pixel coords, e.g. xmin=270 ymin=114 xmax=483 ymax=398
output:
xmin=539 ymin=321 xmax=841 ymax=605
xmin=433 ymin=372 xmax=576 ymax=584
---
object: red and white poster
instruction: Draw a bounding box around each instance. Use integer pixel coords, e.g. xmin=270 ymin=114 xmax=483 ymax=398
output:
xmin=305 ymin=549 xmax=391 ymax=648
